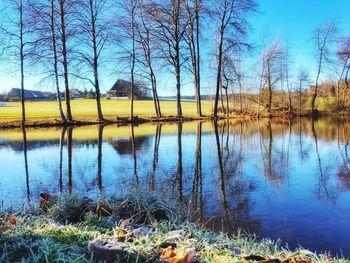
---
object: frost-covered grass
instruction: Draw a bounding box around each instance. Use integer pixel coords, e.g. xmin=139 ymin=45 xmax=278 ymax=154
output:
xmin=0 ymin=193 xmax=348 ymax=263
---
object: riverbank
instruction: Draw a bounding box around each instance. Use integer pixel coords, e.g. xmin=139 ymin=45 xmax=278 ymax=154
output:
xmin=1 ymin=99 xmax=348 ymax=129
xmin=0 ymin=194 xmax=346 ymax=262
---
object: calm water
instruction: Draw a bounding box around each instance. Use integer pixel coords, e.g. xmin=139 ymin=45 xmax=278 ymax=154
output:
xmin=1 ymin=119 xmax=350 ymax=256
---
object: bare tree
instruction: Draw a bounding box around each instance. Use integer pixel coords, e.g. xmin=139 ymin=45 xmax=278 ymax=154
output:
xmin=297 ymin=67 xmax=310 ymax=115
xmin=221 ymin=53 xmax=235 ymax=116
xmin=147 ymin=0 xmax=188 ymax=118
xmin=336 ymin=37 xmax=350 ymax=109
xmin=76 ymin=0 xmax=111 ymax=121
xmin=0 ymin=0 xmax=30 ymax=126
xmin=29 ymin=0 xmax=67 ymax=123
xmin=231 ymin=49 xmax=246 ymax=114
xmin=184 ymin=0 xmax=203 ymax=117
xmin=284 ymin=44 xmax=292 ymax=115
xmin=261 ymin=40 xmax=285 ymax=117
xmin=134 ymin=3 xmax=161 ymax=117
xmin=211 ymin=0 xmax=256 ymax=118
xmin=118 ymin=0 xmax=138 ymax=121
xmin=311 ymin=22 xmax=338 ymax=115
xmin=58 ymin=0 xmax=75 ymax=122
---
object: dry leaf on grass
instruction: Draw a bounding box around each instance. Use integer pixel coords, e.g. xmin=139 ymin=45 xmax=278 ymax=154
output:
xmin=0 ymin=226 xmax=12 ymax=233
xmin=160 ymin=246 xmax=194 ymax=263
xmin=6 ymin=216 xmax=17 ymax=225
xmin=39 ymin=193 xmax=54 ymax=208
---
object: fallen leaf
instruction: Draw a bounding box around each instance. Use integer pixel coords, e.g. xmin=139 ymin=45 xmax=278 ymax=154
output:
xmin=160 ymin=247 xmax=194 ymax=263
xmin=0 ymin=226 xmax=12 ymax=233
xmin=39 ymin=193 xmax=54 ymax=208
xmin=6 ymin=216 xmax=17 ymax=225
xmin=160 ymin=246 xmax=177 ymax=260
xmin=183 ymin=249 xmax=195 ymax=263
xmin=39 ymin=200 xmax=47 ymax=209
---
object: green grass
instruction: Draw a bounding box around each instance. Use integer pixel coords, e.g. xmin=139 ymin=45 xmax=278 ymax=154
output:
xmin=0 ymin=194 xmax=348 ymax=262
xmin=0 ymin=99 xmax=214 ymax=123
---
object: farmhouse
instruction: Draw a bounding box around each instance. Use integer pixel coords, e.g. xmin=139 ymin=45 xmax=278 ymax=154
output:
xmin=6 ymin=88 xmax=56 ymax=101
xmin=68 ymin=88 xmax=82 ymax=99
xmin=106 ymin=79 xmax=146 ymax=100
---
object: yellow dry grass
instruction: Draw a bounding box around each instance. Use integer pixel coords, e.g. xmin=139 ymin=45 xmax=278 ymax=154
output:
xmin=0 ymin=99 xmax=214 ymax=122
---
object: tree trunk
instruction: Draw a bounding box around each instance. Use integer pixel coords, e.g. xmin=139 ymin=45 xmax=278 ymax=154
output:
xmin=267 ymin=62 xmax=272 ymax=117
xmin=195 ymin=0 xmax=202 ymax=117
xmin=312 ymin=50 xmax=324 ymax=116
xmin=214 ymin=29 xmax=224 ymax=118
xmin=337 ymin=57 xmax=349 ymax=111
xmin=237 ymin=64 xmax=243 ymax=113
xmin=59 ymin=0 xmax=73 ymax=122
xmin=130 ymin=6 xmax=136 ymax=121
xmin=175 ymin=36 xmax=182 ymax=118
xmin=20 ymin=0 xmax=25 ymax=127
xmin=344 ymin=66 xmax=350 ymax=107
xmin=90 ymin=0 xmax=104 ymax=121
xmin=225 ymin=87 xmax=229 ymax=117
xmin=220 ymin=82 xmax=226 ymax=115
xmin=50 ymin=0 xmax=66 ymax=123
xmin=150 ymin=67 xmax=161 ymax=117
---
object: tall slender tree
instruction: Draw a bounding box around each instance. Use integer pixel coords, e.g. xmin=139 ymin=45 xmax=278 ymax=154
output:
xmin=336 ymin=37 xmax=350 ymax=109
xmin=59 ymin=0 xmax=74 ymax=121
xmin=297 ymin=67 xmax=310 ymax=115
xmin=261 ymin=40 xmax=285 ymax=117
xmin=211 ymin=0 xmax=256 ymax=118
xmin=118 ymin=0 xmax=138 ymax=121
xmin=29 ymin=0 xmax=67 ymax=123
xmin=76 ymin=0 xmax=111 ymax=121
xmin=311 ymin=22 xmax=337 ymax=115
xmin=0 ymin=0 xmax=30 ymax=126
xmin=184 ymin=0 xmax=203 ymax=117
xmin=135 ymin=3 xmax=162 ymax=117
xmin=148 ymin=0 xmax=188 ymax=118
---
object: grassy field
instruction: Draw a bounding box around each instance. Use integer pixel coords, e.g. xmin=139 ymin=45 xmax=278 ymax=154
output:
xmin=0 ymin=99 xmax=214 ymax=124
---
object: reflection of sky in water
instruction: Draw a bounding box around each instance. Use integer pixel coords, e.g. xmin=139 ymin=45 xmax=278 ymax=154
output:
xmin=0 ymin=120 xmax=350 ymax=256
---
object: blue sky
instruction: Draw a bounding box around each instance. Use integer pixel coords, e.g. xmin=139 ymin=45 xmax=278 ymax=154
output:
xmin=251 ymin=0 xmax=350 ymax=73
xmin=0 ymin=0 xmax=349 ymax=95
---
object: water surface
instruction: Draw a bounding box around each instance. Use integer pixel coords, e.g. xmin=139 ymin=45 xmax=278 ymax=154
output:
xmin=0 ymin=119 xmax=350 ymax=256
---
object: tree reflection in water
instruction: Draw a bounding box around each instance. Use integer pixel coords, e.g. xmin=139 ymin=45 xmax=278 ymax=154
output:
xmin=312 ymin=119 xmax=337 ymax=203
xmin=131 ymin=124 xmax=139 ymax=186
xmin=150 ymin=124 xmax=162 ymax=191
xmin=97 ymin=125 xmax=104 ymax=195
xmin=177 ymin=123 xmax=183 ymax=203
xmin=59 ymin=128 xmax=67 ymax=193
xmin=22 ymin=128 xmax=30 ymax=201
xmin=67 ymin=127 xmax=73 ymax=193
